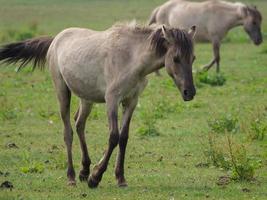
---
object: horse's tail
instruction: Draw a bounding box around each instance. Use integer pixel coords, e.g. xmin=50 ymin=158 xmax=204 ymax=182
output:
xmin=0 ymin=36 xmax=54 ymax=71
xmin=148 ymin=6 xmax=160 ymax=25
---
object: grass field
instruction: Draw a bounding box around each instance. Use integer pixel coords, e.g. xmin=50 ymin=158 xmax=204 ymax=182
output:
xmin=0 ymin=0 xmax=267 ymax=199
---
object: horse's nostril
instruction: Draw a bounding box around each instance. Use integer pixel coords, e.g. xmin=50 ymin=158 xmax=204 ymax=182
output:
xmin=183 ymin=90 xmax=188 ymax=96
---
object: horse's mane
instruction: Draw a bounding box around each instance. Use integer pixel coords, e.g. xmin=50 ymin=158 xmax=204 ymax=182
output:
xmin=111 ymin=21 xmax=193 ymax=60
xmin=247 ymin=6 xmax=262 ymax=21
xmin=150 ymin=27 xmax=193 ymax=60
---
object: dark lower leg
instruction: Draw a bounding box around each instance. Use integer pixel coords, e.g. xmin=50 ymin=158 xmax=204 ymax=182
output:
xmin=203 ymin=40 xmax=220 ymax=72
xmin=115 ymin=126 xmax=129 ymax=186
xmin=114 ymin=98 xmax=137 ymax=186
xmin=65 ymin=129 xmax=75 ymax=185
xmin=88 ymin=98 xmax=119 ymax=188
xmin=203 ymin=59 xmax=216 ymax=71
xmin=61 ymin=96 xmax=76 ymax=185
xmin=88 ymin=132 xmax=119 ymax=188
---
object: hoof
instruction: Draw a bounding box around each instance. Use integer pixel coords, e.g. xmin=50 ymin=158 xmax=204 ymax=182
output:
xmin=88 ymin=176 xmax=99 ymax=188
xmin=67 ymin=180 xmax=76 ymax=186
xmin=79 ymin=170 xmax=89 ymax=182
xmin=118 ymin=182 xmax=128 ymax=187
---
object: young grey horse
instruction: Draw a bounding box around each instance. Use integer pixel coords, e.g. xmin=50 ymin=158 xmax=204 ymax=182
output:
xmin=0 ymin=23 xmax=196 ymax=188
xmin=149 ymin=0 xmax=263 ymax=73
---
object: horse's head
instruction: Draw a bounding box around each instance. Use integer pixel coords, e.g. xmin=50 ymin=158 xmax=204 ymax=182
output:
xmin=162 ymin=26 xmax=196 ymax=101
xmin=242 ymin=5 xmax=262 ymax=45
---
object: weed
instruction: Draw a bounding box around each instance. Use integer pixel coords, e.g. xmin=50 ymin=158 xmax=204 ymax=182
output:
xmin=137 ymin=109 xmax=160 ymax=137
xmin=204 ymin=134 xmax=259 ymax=181
xmin=205 ymin=134 xmax=231 ymax=170
xmin=249 ymin=118 xmax=266 ymax=140
xmin=196 ymin=71 xmax=226 ymax=86
xmin=153 ymin=99 xmax=177 ymax=119
xmin=261 ymin=44 xmax=267 ymax=54
xmin=20 ymin=163 xmax=44 ymax=174
xmin=20 ymin=151 xmax=45 ymax=174
xmin=0 ymin=97 xmax=18 ymax=120
xmin=227 ymin=136 xmax=255 ymax=181
xmin=208 ymin=114 xmax=239 ymax=134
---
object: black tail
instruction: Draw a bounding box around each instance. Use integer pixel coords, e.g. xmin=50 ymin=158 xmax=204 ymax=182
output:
xmin=0 ymin=36 xmax=53 ymax=71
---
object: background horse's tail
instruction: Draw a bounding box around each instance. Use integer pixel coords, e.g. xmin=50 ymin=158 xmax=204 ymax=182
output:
xmin=148 ymin=6 xmax=160 ymax=25
xmin=0 ymin=36 xmax=53 ymax=71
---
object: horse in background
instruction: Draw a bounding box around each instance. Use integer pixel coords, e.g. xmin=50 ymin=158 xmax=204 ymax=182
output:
xmin=149 ymin=0 xmax=262 ymax=73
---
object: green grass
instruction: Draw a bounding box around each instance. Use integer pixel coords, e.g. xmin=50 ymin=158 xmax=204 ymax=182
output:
xmin=0 ymin=0 xmax=267 ymax=199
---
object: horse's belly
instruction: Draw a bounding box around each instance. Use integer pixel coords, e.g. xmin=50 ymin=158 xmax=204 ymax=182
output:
xmin=62 ymin=67 xmax=106 ymax=103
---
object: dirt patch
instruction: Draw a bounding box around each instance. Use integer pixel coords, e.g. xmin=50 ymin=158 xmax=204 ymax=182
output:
xmin=195 ymin=162 xmax=209 ymax=168
xmin=216 ymin=176 xmax=231 ymax=186
xmin=0 ymin=181 xmax=13 ymax=190
xmin=6 ymin=142 xmax=18 ymax=149
xmin=242 ymin=188 xmax=251 ymax=193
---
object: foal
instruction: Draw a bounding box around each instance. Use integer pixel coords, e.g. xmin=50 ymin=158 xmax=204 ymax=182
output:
xmin=0 ymin=23 xmax=196 ymax=188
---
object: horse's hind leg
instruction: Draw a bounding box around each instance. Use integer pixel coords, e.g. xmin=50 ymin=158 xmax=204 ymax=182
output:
xmin=203 ymin=39 xmax=221 ymax=72
xmin=52 ymin=72 xmax=76 ymax=185
xmin=75 ymin=99 xmax=93 ymax=182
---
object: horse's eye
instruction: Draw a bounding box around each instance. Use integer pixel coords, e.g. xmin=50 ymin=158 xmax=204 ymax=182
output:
xmin=173 ymin=56 xmax=180 ymax=63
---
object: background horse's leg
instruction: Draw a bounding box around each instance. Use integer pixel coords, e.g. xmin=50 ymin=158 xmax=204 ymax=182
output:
xmin=75 ymin=99 xmax=93 ymax=182
xmin=88 ymin=93 xmax=119 ymax=188
xmin=53 ymin=76 xmax=76 ymax=186
xmin=214 ymin=41 xmax=221 ymax=73
xmin=202 ymin=39 xmax=221 ymax=72
xmin=115 ymin=96 xmax=138 ymax=187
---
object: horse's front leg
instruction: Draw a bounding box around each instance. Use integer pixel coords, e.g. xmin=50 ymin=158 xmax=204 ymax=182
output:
xmin=115 ymin=96 xmax=138 ymax=187
xmin=88 ymin=93 xmax=120 ymax=188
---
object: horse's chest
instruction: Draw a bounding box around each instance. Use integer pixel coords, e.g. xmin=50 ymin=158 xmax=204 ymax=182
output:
xmin=121 ymin=78 xmax=148 ymax=101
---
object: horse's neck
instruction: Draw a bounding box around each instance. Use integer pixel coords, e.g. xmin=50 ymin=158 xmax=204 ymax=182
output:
xmin=136 ymin=43 xmax=165 ymax=76
xmin=126 ymin=30 xmax=165 ymax=76
xmin=219 ymin=1 xmax=246 ymax=29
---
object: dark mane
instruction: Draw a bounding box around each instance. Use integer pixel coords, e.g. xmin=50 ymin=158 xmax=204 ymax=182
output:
xmin=150 ymin=28 xmax=167 ymax=57
xmin=247 ymin=6 xmax=262 ymax=21
xmin=150 ymin=27 xmax=193 ymax=60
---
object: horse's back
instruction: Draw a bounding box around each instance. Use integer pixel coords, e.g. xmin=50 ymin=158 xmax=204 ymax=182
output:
xmin=155 ymin=0 xmax=232 ymax=41
xmin=47 ymin=27 xmax=109 ymax=102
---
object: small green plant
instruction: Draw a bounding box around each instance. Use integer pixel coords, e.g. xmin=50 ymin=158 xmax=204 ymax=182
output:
xmin=205 ymin=134 xmax=231 ymax=170
xmin=205 ymin=134 xmax=258 ymax=181
xmin=0 ymin=98 xmax=18 ymax=120
xmin=20 ymin=163 xmax=44 ymax=174
xmin=137 ymin=110 xmax=160 ymax=137
xmin=227 ymin=136 xmax=255 ymax=181
xmin=153 ymin=99 xmax=176 ymax=119
xmin=261 ymin=44 xmax=267 ymax=54
xmin=196 ymin=71 xmax=226 ymax=86
xmin=20 ymin=151 xmax=45 ymax=174
xmin=249 ymin=119 xmax=266 ymax=140
xmin=208 ymin=114 xmax=239 ymax=134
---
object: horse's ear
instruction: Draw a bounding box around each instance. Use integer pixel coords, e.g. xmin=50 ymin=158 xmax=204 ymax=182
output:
xmin=251 ymin=5 xmax=258 ymax=11
xmin=162 ymin=25 xmax=175 ymax=43
xmin=188 ymin=25 xmax=197 ymax=39
xmin=240 ymin=6 xmax=249 ymax=17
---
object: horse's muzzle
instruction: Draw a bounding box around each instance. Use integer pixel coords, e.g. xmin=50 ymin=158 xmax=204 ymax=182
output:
xmin=182 ymin=88 xmax=196 ymax=101
xmin=254 ymin=37 xmax=263 ymax=46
